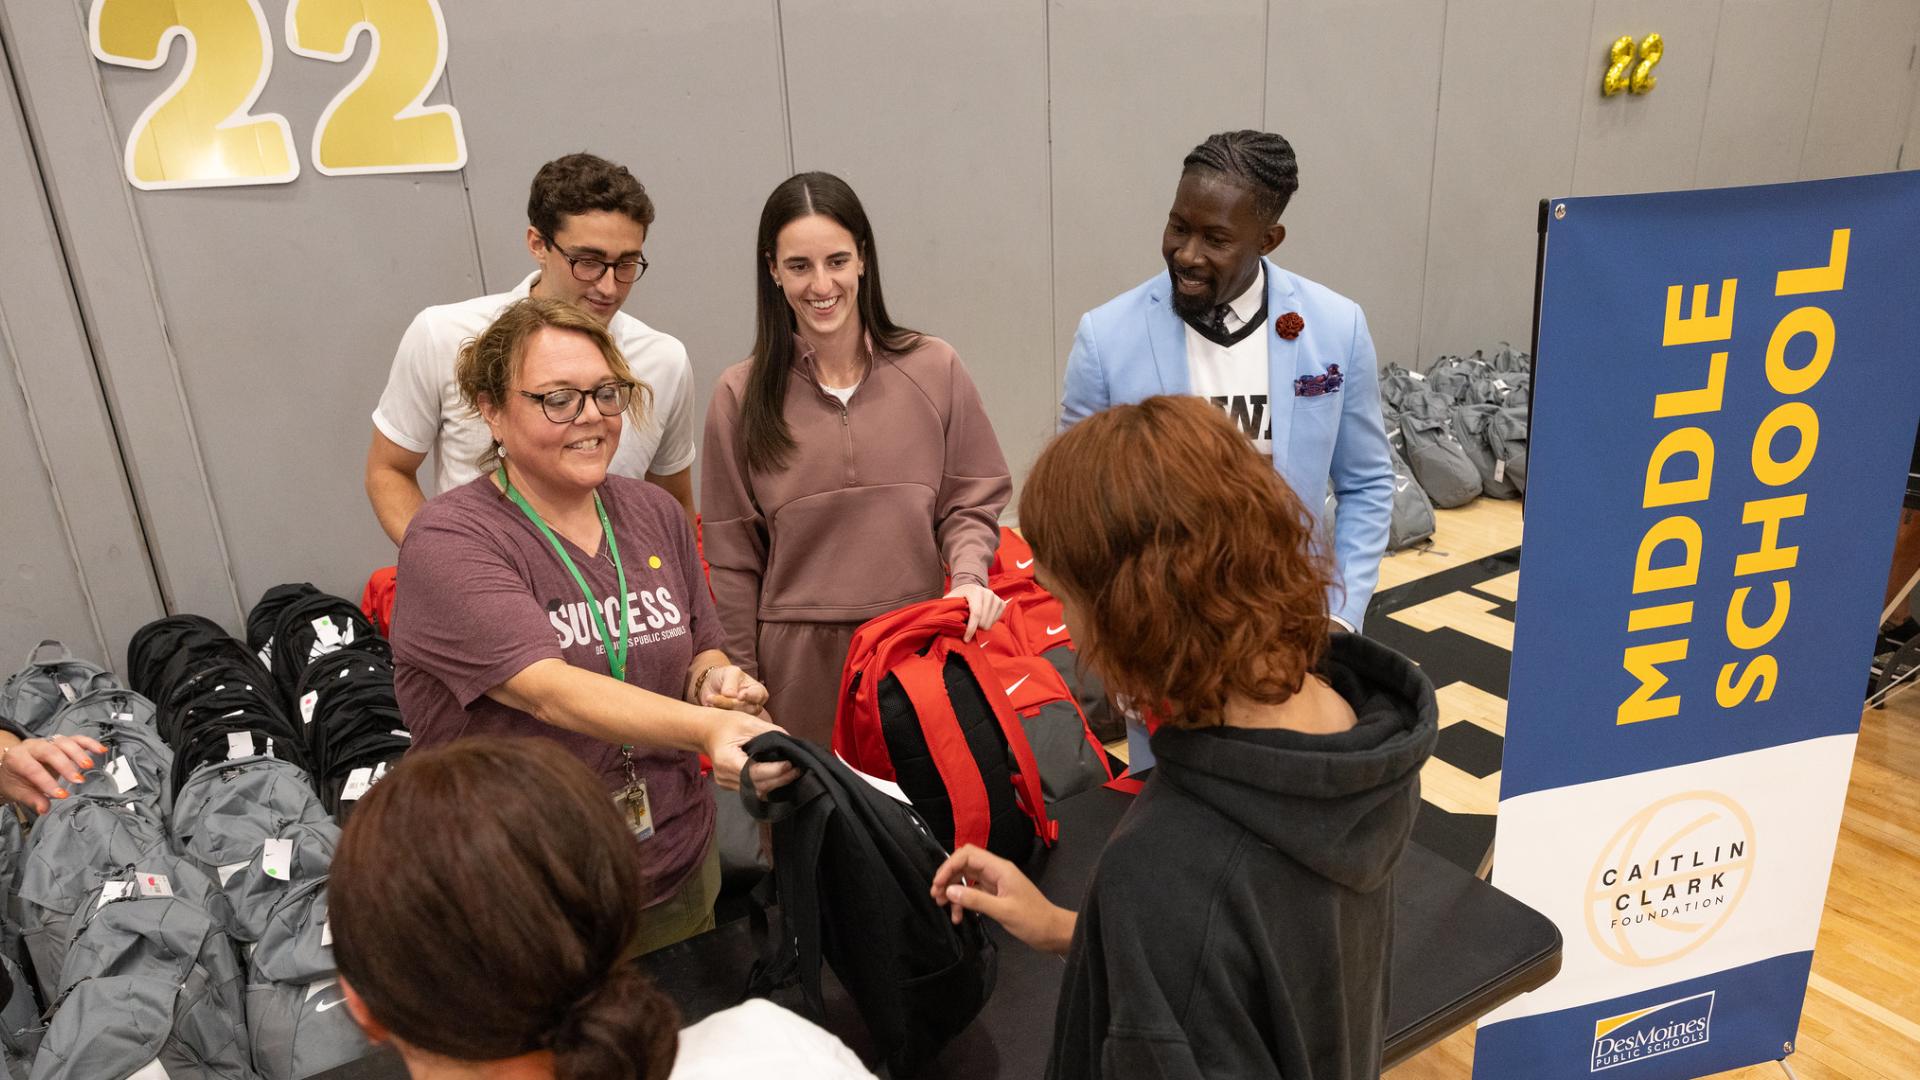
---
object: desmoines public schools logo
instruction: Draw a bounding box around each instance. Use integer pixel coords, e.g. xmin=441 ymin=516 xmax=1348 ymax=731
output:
xmin=1585 ymin=791 xmax=1756 ymax=967
xmin=1590 ymin=991 xmax=1716 ymax=1071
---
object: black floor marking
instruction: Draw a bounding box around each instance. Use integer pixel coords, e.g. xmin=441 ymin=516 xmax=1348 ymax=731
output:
xmin=1365 ymin=548 xmax=1522 ymax=875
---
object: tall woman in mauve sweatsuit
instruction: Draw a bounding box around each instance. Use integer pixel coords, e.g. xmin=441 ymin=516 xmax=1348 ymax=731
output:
xmin=702 ymin=172 xmax=1012 ymax=746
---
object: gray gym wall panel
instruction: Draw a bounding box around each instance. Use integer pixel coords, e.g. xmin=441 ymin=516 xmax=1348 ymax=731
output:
xmin=1694 ymin=0 xmax=1829 ymax=189
xmin=0 ymin=42 xmax=160 ymax=671
xmin=1045 ymin=0 xmax=1266 ymax=397
xmin=4 ymin=1 xmax=251 ymax=630
xmin=82 ymin=0 xmax=479 ymax=617
xmin=1418 ymin=0 xmax=1596 ymax=366
xmin=454 ymin=0 xmax=792 ymax=448
xmin=1265 ymin=0 xmax=1446 ymax=371
xmin=1570 ymin=0 xmax=1724 ymax=197
xmin=780 ymin=0 xmax=1055 ymax=498
xmin=1801 ymin=0 xmax=1920 ymax=179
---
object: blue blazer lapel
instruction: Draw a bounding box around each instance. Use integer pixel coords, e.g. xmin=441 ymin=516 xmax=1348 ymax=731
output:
xmin=1144 ymin=275 xmax=1190 ymax=395
xmin=1263 ymin=258 xmax=1301 ymax=468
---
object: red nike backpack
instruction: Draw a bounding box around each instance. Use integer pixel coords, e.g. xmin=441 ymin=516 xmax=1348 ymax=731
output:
xmin=983 ymin=576 xmax=1125 ymax=745
xmin=834 ymin=599 xmax=1057 ymax=861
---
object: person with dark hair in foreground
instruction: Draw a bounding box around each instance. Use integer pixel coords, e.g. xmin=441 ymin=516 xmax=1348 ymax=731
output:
xmin=331 ymin=738 xmax=875 ymax=1079
xmin=934 ymin=396 xmax=1437 ymax=1080
xmin=701 ymin=171 xmax=1012 ymax=745
xmin=1057 ymin=130 xmax=1394 ymax=649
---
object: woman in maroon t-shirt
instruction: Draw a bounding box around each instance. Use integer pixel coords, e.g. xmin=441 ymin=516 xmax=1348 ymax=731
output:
xmin=391 ymin=297 xmax=792 ymax=952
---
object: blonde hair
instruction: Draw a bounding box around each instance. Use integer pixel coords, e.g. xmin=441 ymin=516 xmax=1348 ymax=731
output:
xmin=455 ymin=296 xmax=652 ymax=471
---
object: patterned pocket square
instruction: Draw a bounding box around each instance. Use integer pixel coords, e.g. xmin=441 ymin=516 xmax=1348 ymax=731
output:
xmin=1295 ymin=364 xmax=1344 ymax=397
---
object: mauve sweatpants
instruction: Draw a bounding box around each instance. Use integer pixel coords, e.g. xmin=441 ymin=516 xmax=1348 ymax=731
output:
xmin=756 ymin=620 xmax=860 ymax=748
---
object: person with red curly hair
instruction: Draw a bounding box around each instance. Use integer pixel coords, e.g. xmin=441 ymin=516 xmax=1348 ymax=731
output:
xmin=933 ymin=395 xmax=1436 ymax=1080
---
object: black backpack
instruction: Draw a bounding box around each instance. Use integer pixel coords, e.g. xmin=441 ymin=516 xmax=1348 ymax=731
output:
xmin=126 ymin=614 xmax=255 ymax=707
xmin=739 ymin=732 xmax=995 ymax=1077
xmin=248 ymin=583 xmax=320 ymax=657
xmin=266 ymin=594 xmax=386 ymax=703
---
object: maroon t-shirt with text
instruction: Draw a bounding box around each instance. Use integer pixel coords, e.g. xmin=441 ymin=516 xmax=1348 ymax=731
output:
xmin=392 ymin=474 xmax=724 ymax=904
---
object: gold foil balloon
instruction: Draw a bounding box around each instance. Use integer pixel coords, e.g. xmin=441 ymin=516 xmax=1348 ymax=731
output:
xmin=1603 ymin=35 xmax=1636 ymax=96
xmin=1631 ymin=33 xmax=1664 ymax=95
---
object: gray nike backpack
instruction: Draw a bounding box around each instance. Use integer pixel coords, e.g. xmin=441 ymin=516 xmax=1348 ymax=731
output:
xmin=1487 ymin=401 xmax=1531 ymax=494
xmin=0 ymin=643 xmax=120 ymax=737
xmin=1452 ymin=403 xmax=1521 ymax=499
xmin=0 ymin=954 xmax=42 ymax=1080
xmin=45 ymin=690 xmax=174 ymax=813
xmin=13 ymin=794 xmax=167 ymax=1001
xmin=31 ymin=860 xmax=250 ymax=1080
xmin=247 ymin=877 xmax=368 ymax=1079
xmin=1385 ymin=426 xmax=1438 ymax=551
xmin=1398 ymin=408 xmax=1481 ymax=509
xmin=170 ymin=756 xmax=335 ymax=942
xmin=224 ymin=821 xmax=340 ymax=945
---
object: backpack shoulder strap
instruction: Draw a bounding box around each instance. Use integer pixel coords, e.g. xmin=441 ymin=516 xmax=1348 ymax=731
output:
xmin=945 ymin=641 xmax=1058 ymax=846
xmin=891 ymin=652 xmax=996 ymax=852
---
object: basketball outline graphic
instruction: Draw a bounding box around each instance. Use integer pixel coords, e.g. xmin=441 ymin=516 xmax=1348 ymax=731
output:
xmin=1585 ymin=790 xmax=1756 ymax=967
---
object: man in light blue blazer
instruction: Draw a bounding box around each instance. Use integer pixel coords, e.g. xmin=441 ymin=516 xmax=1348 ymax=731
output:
xmin=1060 ymin=130 xmax=1394 ymax=634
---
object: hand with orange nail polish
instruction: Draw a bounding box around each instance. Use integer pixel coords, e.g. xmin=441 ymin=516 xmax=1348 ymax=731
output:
xmin=0 ymin=733 xmax=108 ymax=815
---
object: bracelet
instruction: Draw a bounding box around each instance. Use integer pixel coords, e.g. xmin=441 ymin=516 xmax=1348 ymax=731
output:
xmin=689 ymin=666 xmax=719 ymax=705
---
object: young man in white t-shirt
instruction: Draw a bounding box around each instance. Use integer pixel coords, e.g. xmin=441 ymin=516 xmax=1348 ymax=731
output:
xmin=365 ymin=153 xmax=697 ymax=544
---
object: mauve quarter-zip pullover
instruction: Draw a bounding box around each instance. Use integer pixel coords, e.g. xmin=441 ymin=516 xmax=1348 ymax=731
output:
xmin=702 ymin=335 xmax=1011 ymax=741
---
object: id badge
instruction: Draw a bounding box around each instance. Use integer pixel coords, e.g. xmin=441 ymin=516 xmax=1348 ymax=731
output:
xmin=614 ymin=777 xmax=656 ymax=842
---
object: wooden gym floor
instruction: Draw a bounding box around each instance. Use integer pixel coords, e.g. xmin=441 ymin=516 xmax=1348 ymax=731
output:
xmin=1382 ymin=500 xmax=1920 ymax=1080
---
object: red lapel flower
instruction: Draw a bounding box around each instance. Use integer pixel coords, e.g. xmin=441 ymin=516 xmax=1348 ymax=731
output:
xmin=1275 ymin=312 xmax=1305 ymax=340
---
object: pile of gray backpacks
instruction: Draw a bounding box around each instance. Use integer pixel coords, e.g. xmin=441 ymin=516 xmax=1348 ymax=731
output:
xmin=1377 ymin=343 xmax=1532 ymax=550
xmin=0 ymin=617 xmax=393 ymax=1078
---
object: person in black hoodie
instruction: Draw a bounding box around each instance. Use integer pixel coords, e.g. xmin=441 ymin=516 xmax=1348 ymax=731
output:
xmin=933 ymin=394 xmax=1438 ymax=1079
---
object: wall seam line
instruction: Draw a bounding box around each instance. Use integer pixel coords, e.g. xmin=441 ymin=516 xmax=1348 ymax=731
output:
xmin=774 ymin=0 xmax=795 ymax=174
xmin=1413 ymin=0 xmax=1448 ymax=369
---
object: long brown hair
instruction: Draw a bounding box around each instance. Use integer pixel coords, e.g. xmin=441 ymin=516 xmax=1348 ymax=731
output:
xmin=330 ymin=738 xmax=678 ymax=1079
xmin=742 ymin=172 xmax=920 ymax=473
xmin=1019 ymin=395 xmax=1333 ymax=726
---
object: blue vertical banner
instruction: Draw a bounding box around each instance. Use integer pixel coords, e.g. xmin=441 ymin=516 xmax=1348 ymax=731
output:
xmin=1474 ymin=172 xmax=1920 ymax=1079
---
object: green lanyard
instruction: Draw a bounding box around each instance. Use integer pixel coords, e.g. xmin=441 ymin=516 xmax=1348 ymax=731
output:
xmin=497 ymin=466 xmax=629 ymax=682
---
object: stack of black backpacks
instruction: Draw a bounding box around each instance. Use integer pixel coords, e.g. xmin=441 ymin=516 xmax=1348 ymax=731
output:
xmin=0 ymin=581 xmax=410 ymax=1078
xmin=1378 ymin=342 xmax=1533 ymax=550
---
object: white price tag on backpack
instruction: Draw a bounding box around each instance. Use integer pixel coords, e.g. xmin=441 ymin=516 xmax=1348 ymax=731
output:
xmin=322 ymin=917 xmax=333 ymax=947
xmin=137 ymin=872 xmax=172 ymax=898
xmin=313 ymin=615 xmax=342 ymax=649
xmin=1408 ymin=370 xmax=1426 ymax=381
xmin=299 ymin=691 xmax=318 ymax=726
xmin=227 ymin=732 xmax=254 ymax=760
xmin=96 ymin=880 xmax=134 ymax=909
xmin=1494 ymin=459 xmax=1507 ymax=483
xmin=126 ymin=1060 xmax=172 ymax=1080
xmin=262 ymin=837 xmax=293 ymax=881
xmin=340 ymin=767 xmax=375 ymax=802
xmin=106 ymin=755 xmax=137 ymax=793
xmin=218 ymin=862 xmax=248 ymax=886
xmin=57 ymin=681 xmax=76 ymax=703
xmin=112 ymin=711 xmax=133 ymax=724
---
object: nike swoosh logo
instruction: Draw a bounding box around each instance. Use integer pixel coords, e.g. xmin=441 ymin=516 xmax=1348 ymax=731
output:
xmin=1046 ymin=624 xmax=1067 ymax=636
xmin=314 ymin=997 xmax=345 ymax=1013
xmin=1016 ymin=558 xmax=1034 ymax=569
xmin=1005 ymin=674 xmax=1030 ymax=695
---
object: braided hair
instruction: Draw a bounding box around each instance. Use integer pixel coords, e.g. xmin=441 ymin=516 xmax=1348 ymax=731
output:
xmin=1182 ymin=130 xmax=1299 ymax=224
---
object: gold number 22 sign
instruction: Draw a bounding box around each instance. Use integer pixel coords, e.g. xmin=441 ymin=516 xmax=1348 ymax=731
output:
xmin=88 ymin=0 xmax=466 ymax=190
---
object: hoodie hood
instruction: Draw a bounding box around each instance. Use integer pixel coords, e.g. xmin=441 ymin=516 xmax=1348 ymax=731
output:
xmin=1148 ymin=632 xmax=1438 ymax=892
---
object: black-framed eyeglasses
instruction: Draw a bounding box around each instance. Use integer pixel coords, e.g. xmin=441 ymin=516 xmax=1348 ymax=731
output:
xmin=517 ymin=381 xmax=634 ymax=423
xmin=541 ymin=233 xmax=648 ymax=284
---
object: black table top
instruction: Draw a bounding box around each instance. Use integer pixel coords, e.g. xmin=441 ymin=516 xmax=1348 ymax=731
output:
xmin=316 ymin=782 xmax=1560 ymax=1078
